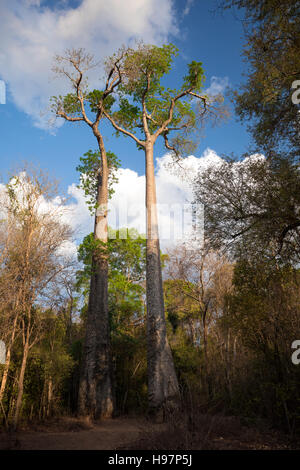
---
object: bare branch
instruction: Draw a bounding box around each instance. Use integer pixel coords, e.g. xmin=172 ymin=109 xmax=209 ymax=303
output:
xmin=103 ymin=110 xmax=145 ymax=147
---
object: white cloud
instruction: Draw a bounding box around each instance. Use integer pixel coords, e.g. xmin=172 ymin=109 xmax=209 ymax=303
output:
xmin=107 ymin=148 xmax=221 ymax=247
xmin=0 ymin=149 xmax=265 ymax=255
xmin=204 ymin=76 xmax=230 ymax=98
xmin=39 ymin=148 xmax=221 ymax=252
xmin=57 ymin=148 xmax=223 ymax=250
xmin=0 ymin=0 xmax=177 ymax=128
xmin=62 ymin=148 xmax=223 ymax=246
xmin=183 ymin=0 xmax=194 ymax=17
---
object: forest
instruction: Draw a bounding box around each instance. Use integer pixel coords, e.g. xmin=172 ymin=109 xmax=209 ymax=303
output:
xmin=0 ymin=0 xmax=299 ymax=451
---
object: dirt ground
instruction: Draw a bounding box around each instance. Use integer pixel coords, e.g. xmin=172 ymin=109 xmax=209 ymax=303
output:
xmin=0 ymin=415 xmax=297 ymax=450
xmin=0 ymin=416 xmax=164 ymax=450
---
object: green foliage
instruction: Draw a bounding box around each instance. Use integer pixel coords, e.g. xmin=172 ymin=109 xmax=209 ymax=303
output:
xmin=76 ymin=149 xmax=120 ymax=214
xmin=113 ymin=98 xmax=141 ymax=132
xmin=76 ymin=227 xmax=146 ymax=324
xmin=221 ymin=259 xmax=300 ymax=430
xmin=86 ymin=89 xmax=115 ymax=114
xmin=62 ymin=93 xmax=81 ymax=115
xmin=164 ymin=279 xmax=200 ymax=332
xmin=108 ymin=228 xmax=146 ymax=280
xmin=2 ymin=309 xmax=77 ymax=421
xmin=50 ymin=93 xmax=81 ymax=116
xmin=76 ymin=232 xmax=102 ymax=281
xmin=76 ymin=227 xmax=148 ymax=413
xmin=181 ymin=61 xmax=205 ymax=92
xmin=108 ymin=229 xmax=146 ymax=339
xmin=120 ymin=43 xmax=179 ymax=100
xmin=108 ymin=43 xmax=210 ymax=156
xmin=222 ymin=0 xmax=300 ymax=158
xmin=113 ymin=327 xmax=147 ymax=413
xmin=51 ymin=88 xmax=115 ymax=119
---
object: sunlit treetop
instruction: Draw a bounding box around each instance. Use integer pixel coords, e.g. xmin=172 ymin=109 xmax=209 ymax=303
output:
xmin=50 ymin=48 xmax=116 ymax=127
xmin=50 ymin=45 xmax=226 ymax=159
xmin=101 ymin=42 xmax=226 ymax=157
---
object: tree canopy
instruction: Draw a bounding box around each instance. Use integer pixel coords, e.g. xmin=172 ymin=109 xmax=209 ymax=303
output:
xmin=193 ymin=155 xmax=300 ymax=263
xmin=221 ymin=0 xmax=300 ymax=158
xmin=100 ymin=43 xmax=226 ymax=156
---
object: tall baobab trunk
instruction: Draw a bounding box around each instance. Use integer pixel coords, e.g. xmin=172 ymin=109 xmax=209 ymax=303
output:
xmin=145 ymin=141 xmax=179 ymax=415
xmin=78 ymin=134 xmax=114 ymax=419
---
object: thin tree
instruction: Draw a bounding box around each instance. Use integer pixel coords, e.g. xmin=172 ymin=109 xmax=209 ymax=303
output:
xmin=165 ymin=242 xmax=233 ymax=396
xmin=98 ymin=43 xmax=225 ymax=414
xmin=0 ymin=168 xmax=72 ymax=429
xmin=0 ymin=213 xmax=21 ymax=405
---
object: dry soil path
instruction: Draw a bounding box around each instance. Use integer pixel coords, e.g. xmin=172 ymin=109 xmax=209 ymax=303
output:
xmin=0 ymin=417 xmax=155 ymax=450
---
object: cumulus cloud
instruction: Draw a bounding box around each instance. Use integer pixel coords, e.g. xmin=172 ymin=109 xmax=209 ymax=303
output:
xmin=0 ymin=0 xmax=177 ymax=128
xmin=0 ymin=149 xmax=265 ymax=255
xmin=64 ymin=147 xmax=223 ymax=249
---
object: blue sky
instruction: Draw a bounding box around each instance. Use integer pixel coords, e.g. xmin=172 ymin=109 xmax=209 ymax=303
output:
xmin=0 ymin=0 xmax=250 ymax=193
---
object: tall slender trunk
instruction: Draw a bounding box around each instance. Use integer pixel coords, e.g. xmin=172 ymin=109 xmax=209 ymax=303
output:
xmin=12 ymin=337 xmax=29 ymax=430
xmin=145 ymin=141 xmax=179 ymax=415
xmin=78 ymin=134 xmax=114 ymax=419
xmin=0 ymin=348 xmax=11 ymax=404
xmin=0 ymin=312 xmax=19 ymax=403
xmin=47 ymin=378 xmax=53 ymax=417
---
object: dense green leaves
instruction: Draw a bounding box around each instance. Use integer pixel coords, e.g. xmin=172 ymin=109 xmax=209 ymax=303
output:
xmin=181 ymin=61 xmax=205 ymax=92
xmin=106 ymin=42 xmax=214 ymax=157
xmin=76 ymin=149 xmax=120 ymax=213
xmin=50 ymin=93 xmax=81 ymax=116
xmin=87 ymin=89 xmax=115 ymax=114
xmin=112 ymin=98 xmax=141 ymax=132
xmin=77 ymin=228 xmax=146 ymax=315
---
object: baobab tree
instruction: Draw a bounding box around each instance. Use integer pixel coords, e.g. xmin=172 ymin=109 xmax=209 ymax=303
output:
xmin=97 ymin=43 xmax=225 ymax=414
xmin=51 ymin=49 xmax=121 ymax=418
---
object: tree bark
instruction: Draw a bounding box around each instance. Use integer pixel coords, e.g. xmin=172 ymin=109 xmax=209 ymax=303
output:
xmin=0 ymin=307 xmax=19 ymax=403
xmin=78 ymin=134 xmax=114 ymax=419
xmin=0 ymin=347 xmax=11 ymax=404
xmin=12 ymin=338 xmax=29 ymax=430
xmin=145 ymin=141 xmax=179 ymax=415
xmin=47 ymin=378 xmax=53 ymax=418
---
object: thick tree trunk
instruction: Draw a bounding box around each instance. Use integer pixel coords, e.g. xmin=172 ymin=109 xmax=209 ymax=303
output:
xmin=78 ymin=135 xmax=114 ymax=419
xmin=145 ymin=142 xmax=179 ymax=415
